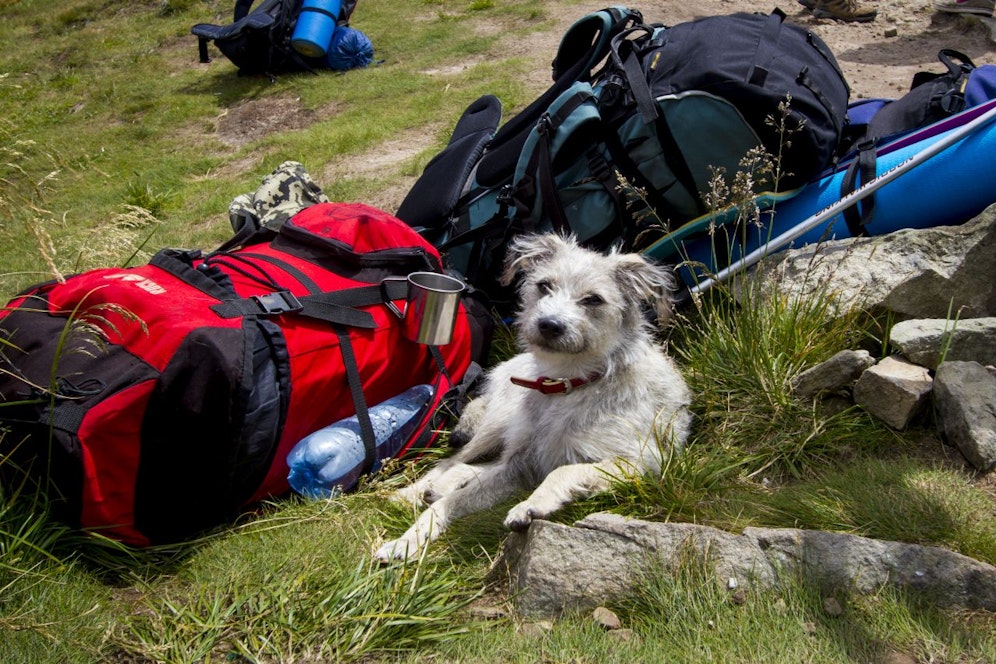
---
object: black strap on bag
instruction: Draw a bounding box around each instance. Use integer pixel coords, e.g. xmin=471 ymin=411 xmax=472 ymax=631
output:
xmin=609 ymin=26 xmax=705 ymax=219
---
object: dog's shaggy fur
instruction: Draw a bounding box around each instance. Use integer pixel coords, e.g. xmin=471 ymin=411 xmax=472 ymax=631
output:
xmin=375 ymin=234 xmax=692 ymax=561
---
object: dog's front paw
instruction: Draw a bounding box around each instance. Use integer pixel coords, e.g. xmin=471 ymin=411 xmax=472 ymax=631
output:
xmin=390 ymin=485 xmax=426 ymax=508
xmin=503 ymin=502 xmax=543 ymax=532
xmin=374 ymin=537 xmax=421 ymax=562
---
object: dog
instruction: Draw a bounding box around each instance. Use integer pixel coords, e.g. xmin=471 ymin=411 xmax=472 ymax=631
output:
xmin=374 ymin=233 xmax=692 ymax=562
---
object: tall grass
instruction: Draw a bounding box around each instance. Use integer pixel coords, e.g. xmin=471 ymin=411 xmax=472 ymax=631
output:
xmin=116 ymin=498 xmax=484 ymax=663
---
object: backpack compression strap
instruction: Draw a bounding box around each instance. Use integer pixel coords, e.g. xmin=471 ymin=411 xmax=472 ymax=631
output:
xmin=208 ymin=253 xmax=409 ymax=328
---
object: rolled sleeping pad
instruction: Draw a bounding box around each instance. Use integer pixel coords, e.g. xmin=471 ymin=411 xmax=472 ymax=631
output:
xmin=290 ymin=0 xmax=342 ymax=58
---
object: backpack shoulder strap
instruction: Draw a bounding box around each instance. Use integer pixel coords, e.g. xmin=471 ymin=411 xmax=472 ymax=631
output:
xmin=552 ymin=6 xmax=644 ymax=81
xmin=234 ymin=0 xmax=257 ymax=21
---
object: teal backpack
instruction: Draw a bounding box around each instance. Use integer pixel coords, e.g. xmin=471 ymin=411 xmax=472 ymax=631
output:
xmin=395 ymin=8 xmax=850 ymax=309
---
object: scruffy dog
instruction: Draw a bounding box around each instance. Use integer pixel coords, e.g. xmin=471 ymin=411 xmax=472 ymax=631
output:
xmin=375 ymin=234 xmax=692 ymax=561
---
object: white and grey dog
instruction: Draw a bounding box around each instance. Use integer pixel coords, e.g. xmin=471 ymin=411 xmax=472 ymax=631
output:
xmin=375 ymin=233 xmax=692 ymax=561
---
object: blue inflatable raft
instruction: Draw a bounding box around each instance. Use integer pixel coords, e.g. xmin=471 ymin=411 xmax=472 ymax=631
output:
xmin=643 ymin=98 xmax=996 ymax=290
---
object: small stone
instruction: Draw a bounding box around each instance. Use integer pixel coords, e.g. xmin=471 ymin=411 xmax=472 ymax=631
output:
xmin=727 ymin=576 xmax=739 ymax=590
xmin=882 ymin=651 xmax=917 ymax=664
xmin=853 ymin=356 xmax=932 ymax=430
xmin=791 ymin=349 xmax=875 ymax=397
xmin=469 ymin=604 xmax=508 ymax=620
xmin=884 ymin=27 xmax=899 ymax=38
xmin=606 ymin=628 xmax=637 ymax=643
xmin=592 ymin=606 xmax=622 ymax=630
xmin=803 ymin=621 xmax=818 ymax=635
xmin=730 ymin=589 xmax=748 ymax=605
xmin=822 ymin=596 xmax=845 ymax=617
xmin=517 ymin=620 xmax=554 ymax=637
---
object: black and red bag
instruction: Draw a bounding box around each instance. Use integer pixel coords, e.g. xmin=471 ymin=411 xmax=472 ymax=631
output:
xmin=0 ymin=202 xmax=478 ymax=546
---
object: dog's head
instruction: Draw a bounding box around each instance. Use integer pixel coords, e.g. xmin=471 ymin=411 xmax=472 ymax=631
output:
xmin=500 ymin=234 xmax=677 ymax=359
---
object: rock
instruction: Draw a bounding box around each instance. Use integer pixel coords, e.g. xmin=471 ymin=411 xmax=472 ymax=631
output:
xmin=516 ymin=620 xmax=553 ymax=637
xmin=469 ymin=602 xmax=509 ymax=621
xmin=889 ymin=317 xmax=996 ymax=370
xmin=495 ymin=514 xmax=996 ymax=617
xmin=933 ymin=361 xmax=996 ymax=471
xmin=852 ymin=356 xmax=933 ymax=429
xmin=592 ymin=606 xmax=622 ymax=630
xmin=606 ymin=628 xmax=637 ymax=643
xmin=748 ymin=205 xmax=996 ymax=319
xmin=822 ymin=596 xmax=844 ymax=617
xmin=882 ymin=651 xmax=918 ymax=664
xmin=791 ymin=349 xmax=876 ymax=397
xmin=745 ymin=527 xmax=996 ymax=611
xmin=494 ymin=514 xmax=777 ymax=617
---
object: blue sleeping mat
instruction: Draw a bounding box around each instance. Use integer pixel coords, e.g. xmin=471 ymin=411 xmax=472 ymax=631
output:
xmin=644 ymin=98 xmax=996 ymax=288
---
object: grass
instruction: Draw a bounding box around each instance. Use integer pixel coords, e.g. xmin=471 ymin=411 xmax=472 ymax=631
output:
xmin=2 ymin=1 xmax=995 ymax=662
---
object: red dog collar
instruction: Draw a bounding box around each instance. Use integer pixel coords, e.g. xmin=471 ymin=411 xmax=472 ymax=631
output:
xmin=509 ymin=374 xmax=602 ymax=395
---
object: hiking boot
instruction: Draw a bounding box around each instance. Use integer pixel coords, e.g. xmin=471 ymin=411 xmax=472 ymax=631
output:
xmin=935 ymin=0 xmax=994 ymax=14
xmin=810 ymin=0 xmax=878 ymax=22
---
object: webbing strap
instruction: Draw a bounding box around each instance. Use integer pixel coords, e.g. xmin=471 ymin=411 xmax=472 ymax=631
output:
xmin=748 ymin=10 xmax=787 ymax=88
xmin=534 ymin=118 xmax=570 ymax=235
xmin=41 ymin=403 xmax=89 ymax=434
xmin=654 ymin=111 xmax=707 ymax=218
xmin=624 ymin=49 xmax=659 ymax=123
xmin=335 ymin=328 xmax=377 ymax=474
xmin=211 ymin=278 xmax=408 ymax=328
xmin=513 ymin=90 xmax=591 ymax=235
xmin=840 ymin=142 xmax=878 ymax=236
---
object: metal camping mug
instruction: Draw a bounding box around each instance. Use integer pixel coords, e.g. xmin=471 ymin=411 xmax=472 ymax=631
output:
xmin=383 ymin=272 xmax=466 ymax=345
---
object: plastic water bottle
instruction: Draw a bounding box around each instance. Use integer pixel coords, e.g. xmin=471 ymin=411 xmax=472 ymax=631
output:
xmin=287 ymin=384 xmax=434 ymax=499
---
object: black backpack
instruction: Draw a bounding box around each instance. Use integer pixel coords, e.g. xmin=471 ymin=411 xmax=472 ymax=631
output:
xmin=191 ymin=0 xmax=358 ymax=76
xmin=394 ymin=9 xmax=850 ymax=309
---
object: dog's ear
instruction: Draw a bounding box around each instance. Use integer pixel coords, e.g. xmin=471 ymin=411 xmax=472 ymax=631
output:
xmin=612 ymin=253 xmax=678 ymax=325
xmin=499 ymin=233 xmax=573 ymax=286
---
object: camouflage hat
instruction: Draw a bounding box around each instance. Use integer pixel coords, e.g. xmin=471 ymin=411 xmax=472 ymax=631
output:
xmin=228 ymin=161 xmax=329 ymax=233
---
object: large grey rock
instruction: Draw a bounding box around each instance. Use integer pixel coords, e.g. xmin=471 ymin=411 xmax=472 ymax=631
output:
xmin=496 ymin=515 xmax=996 ymax=617
xmin=890 ymin=318 xmax=996 ymax=370
xmin=745 ymin=527 xmax=996 ymax=611
xmin=791 ymin=349 xmax=875 ymax=397
xmin=933 ymin=361 xmax=996 ymax=471
xmin=853 ymin=356 xmax=933 ymax=430
xmin=749 ymin=205 xmax=996 ymax=319
xmin=494 ymin=514 xmax=776 ymax=617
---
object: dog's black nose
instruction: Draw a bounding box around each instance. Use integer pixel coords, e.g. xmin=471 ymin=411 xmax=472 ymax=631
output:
xmin=537 ymin=317 xmax=565 ymax=340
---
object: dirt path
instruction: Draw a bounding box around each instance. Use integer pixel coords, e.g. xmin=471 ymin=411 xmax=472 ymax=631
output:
xmin=509 ymin=1 xmax=996 ymax=100
xmin=348 ymin=1 xmax=996 ymax=212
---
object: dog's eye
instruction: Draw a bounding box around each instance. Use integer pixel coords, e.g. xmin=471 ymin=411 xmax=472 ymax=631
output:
xmin=536 ymin=280 xmax=553 ymax=295
xmin=580 ymin=293 xmax=605 ymax=307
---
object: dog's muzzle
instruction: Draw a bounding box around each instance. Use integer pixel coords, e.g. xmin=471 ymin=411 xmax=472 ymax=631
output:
xmin=537 ymin=316 xmax=566 ymax=340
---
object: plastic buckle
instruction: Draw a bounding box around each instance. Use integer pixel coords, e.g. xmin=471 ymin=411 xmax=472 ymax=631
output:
xmin=537 ymin=113 xmax=553 ymax=137
xmin=252 ymin=290 xmax=303 ymax=315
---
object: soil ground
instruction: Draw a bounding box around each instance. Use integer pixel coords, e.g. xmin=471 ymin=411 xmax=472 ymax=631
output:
xmin=366 ymin=1 xmax=996 ymax=211
xmin=515 ymin=1 xmax=996 ymax=100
